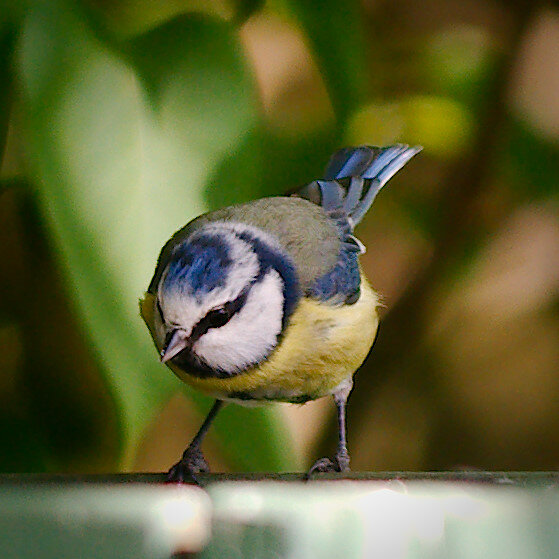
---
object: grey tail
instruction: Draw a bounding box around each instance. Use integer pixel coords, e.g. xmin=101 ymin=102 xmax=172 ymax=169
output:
xmin=296 ymin=144 xmax=422 ymax=228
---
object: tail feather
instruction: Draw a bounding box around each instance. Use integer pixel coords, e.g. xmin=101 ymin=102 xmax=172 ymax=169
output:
xmin=297 ymin=144 xmax=422 ymax=229
xmin=365 ymin=145 xmax=421 ymax=182
xmin=296 ymin=144 xmax=421 ymax=229
xmin=360 ymin=144 xmax=409 ymax=179
xmin=342 ymin=177 xmax=364 ymax=215
xmin=349 ymin=145 xmax=421 ymax=224
xmin=323 ymin=146 xmax=380 ymax=181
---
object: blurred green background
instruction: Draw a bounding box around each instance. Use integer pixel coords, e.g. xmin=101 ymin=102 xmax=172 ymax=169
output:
xmin=1 ymin=0 xmax=558 ymax=474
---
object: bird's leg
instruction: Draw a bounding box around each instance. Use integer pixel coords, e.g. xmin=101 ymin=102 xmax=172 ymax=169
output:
xmin=308 ymin=381 xmax=353 ymax=475
xmin=333 ymin=387 xmax=351 ymax=471
xmin=167 ymin=399 xmax=224 ymax=483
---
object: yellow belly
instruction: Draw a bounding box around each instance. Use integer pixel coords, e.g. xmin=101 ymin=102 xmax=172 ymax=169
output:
xmin=141 ymin=280 xmax=379 ymax=403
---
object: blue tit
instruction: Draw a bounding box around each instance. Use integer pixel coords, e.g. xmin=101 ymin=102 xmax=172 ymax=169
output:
xmin=140 ymin=144 xmax=421 ymax=481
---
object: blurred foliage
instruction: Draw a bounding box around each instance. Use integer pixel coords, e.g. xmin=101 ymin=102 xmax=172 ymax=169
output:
xmin=1 ymin=0 xmax=559 ymax=474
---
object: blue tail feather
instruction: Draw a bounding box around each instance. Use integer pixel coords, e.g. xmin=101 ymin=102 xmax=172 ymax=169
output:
xmin=316 ymin=180 xmax=344 ymax=213
xmin=323 ymin=146 xmax=378 ymax=181
xmin=369 ymin=146 xmax=421 ymax=183
xmin=295 ymin=144 xmax=421 ymax=229
xmin=297 ymin=144 xmax=421 ymax=229
xmin=342 ymin=177 xmax=364 ymax=215
xmin=360 ymin=144 xmax=407 ymax=179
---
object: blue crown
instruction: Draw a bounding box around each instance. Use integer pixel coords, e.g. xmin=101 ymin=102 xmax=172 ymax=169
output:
xmin=163 ymin=234 xmax=232 ymax=297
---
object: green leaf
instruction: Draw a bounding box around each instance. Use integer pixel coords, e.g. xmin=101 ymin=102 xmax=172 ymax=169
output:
xmin=0 ymin=6 xmax=18 ymax=165
xmin=500 ymin=116 xmax=559 ymax=199
xmin=280 ymin=0 xmax=368 ymax=127
xmin=80 ymin=0 xmax=265 ymax=40
xmin=17 ymin=0 xmax=296 ymax=470
xmin=204 ymin=126 xmax=339 ymax=210
xmin=0 ymin=181 xmax=119 ymax=472
xmin=231 ymin=0 xmax=265 ymax=24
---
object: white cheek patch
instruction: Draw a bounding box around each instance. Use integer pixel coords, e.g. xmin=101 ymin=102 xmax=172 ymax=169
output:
xmin=193 ymin=270 xmax=285 ymax=373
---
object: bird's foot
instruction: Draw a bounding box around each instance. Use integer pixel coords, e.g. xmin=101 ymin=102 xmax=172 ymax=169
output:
xmin=307 ymin=448 xmax=350 ymax=477
xmin=166 ymin=445 xmax=210 ymax=484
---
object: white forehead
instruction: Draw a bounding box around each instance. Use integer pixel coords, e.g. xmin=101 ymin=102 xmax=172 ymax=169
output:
xmin=157 ymin=222 xmax=272 ymax=336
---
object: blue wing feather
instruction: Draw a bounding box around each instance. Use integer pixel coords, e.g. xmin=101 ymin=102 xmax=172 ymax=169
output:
xmin=306 ymin=245 xmax=362 ymax=305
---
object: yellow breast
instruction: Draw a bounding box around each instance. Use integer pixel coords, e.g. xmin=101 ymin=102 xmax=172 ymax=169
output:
xmin=141 ymin=280 xmax=379 ymax=403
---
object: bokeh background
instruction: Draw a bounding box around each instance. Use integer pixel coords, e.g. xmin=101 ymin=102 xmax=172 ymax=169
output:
xmin=1 ymin=0 xmax=559 ymax=474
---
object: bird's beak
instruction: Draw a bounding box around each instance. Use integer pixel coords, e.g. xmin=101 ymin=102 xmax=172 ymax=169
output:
xmin=160 ymin=330 xmax=190 ymax=363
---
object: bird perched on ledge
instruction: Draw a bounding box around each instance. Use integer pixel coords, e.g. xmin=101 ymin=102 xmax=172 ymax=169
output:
xmin=140 ymin=144 xmax=421 ymax=482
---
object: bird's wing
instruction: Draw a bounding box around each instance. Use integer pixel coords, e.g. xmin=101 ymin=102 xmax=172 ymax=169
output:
xmin=294 ymin=144 xmax=421 ymax=304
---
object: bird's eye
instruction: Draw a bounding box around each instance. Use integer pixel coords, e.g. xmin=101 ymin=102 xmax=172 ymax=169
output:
xmin=190 ymin=294 xmax=247 ymax=343
xmin=206 ymin=307 xmax=230 ymax=329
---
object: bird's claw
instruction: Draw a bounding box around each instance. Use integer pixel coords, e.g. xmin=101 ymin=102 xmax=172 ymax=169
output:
xmin=166 ymin=445 xmax=209 ymax=484
xmin=307 ymin=448 xmax=350 ymax=478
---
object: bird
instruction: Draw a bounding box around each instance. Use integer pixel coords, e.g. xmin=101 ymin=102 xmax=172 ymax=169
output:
xmin=140 ymin=144 xmax=421 ymax=482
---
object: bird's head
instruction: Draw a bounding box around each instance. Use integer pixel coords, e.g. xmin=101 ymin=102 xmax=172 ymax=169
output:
xmin=152 ymin=222 xmax=299 ymax=377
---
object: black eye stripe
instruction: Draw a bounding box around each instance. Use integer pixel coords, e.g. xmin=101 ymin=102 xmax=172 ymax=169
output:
xmin=190 ymin=286 xmax=251 ymax=343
